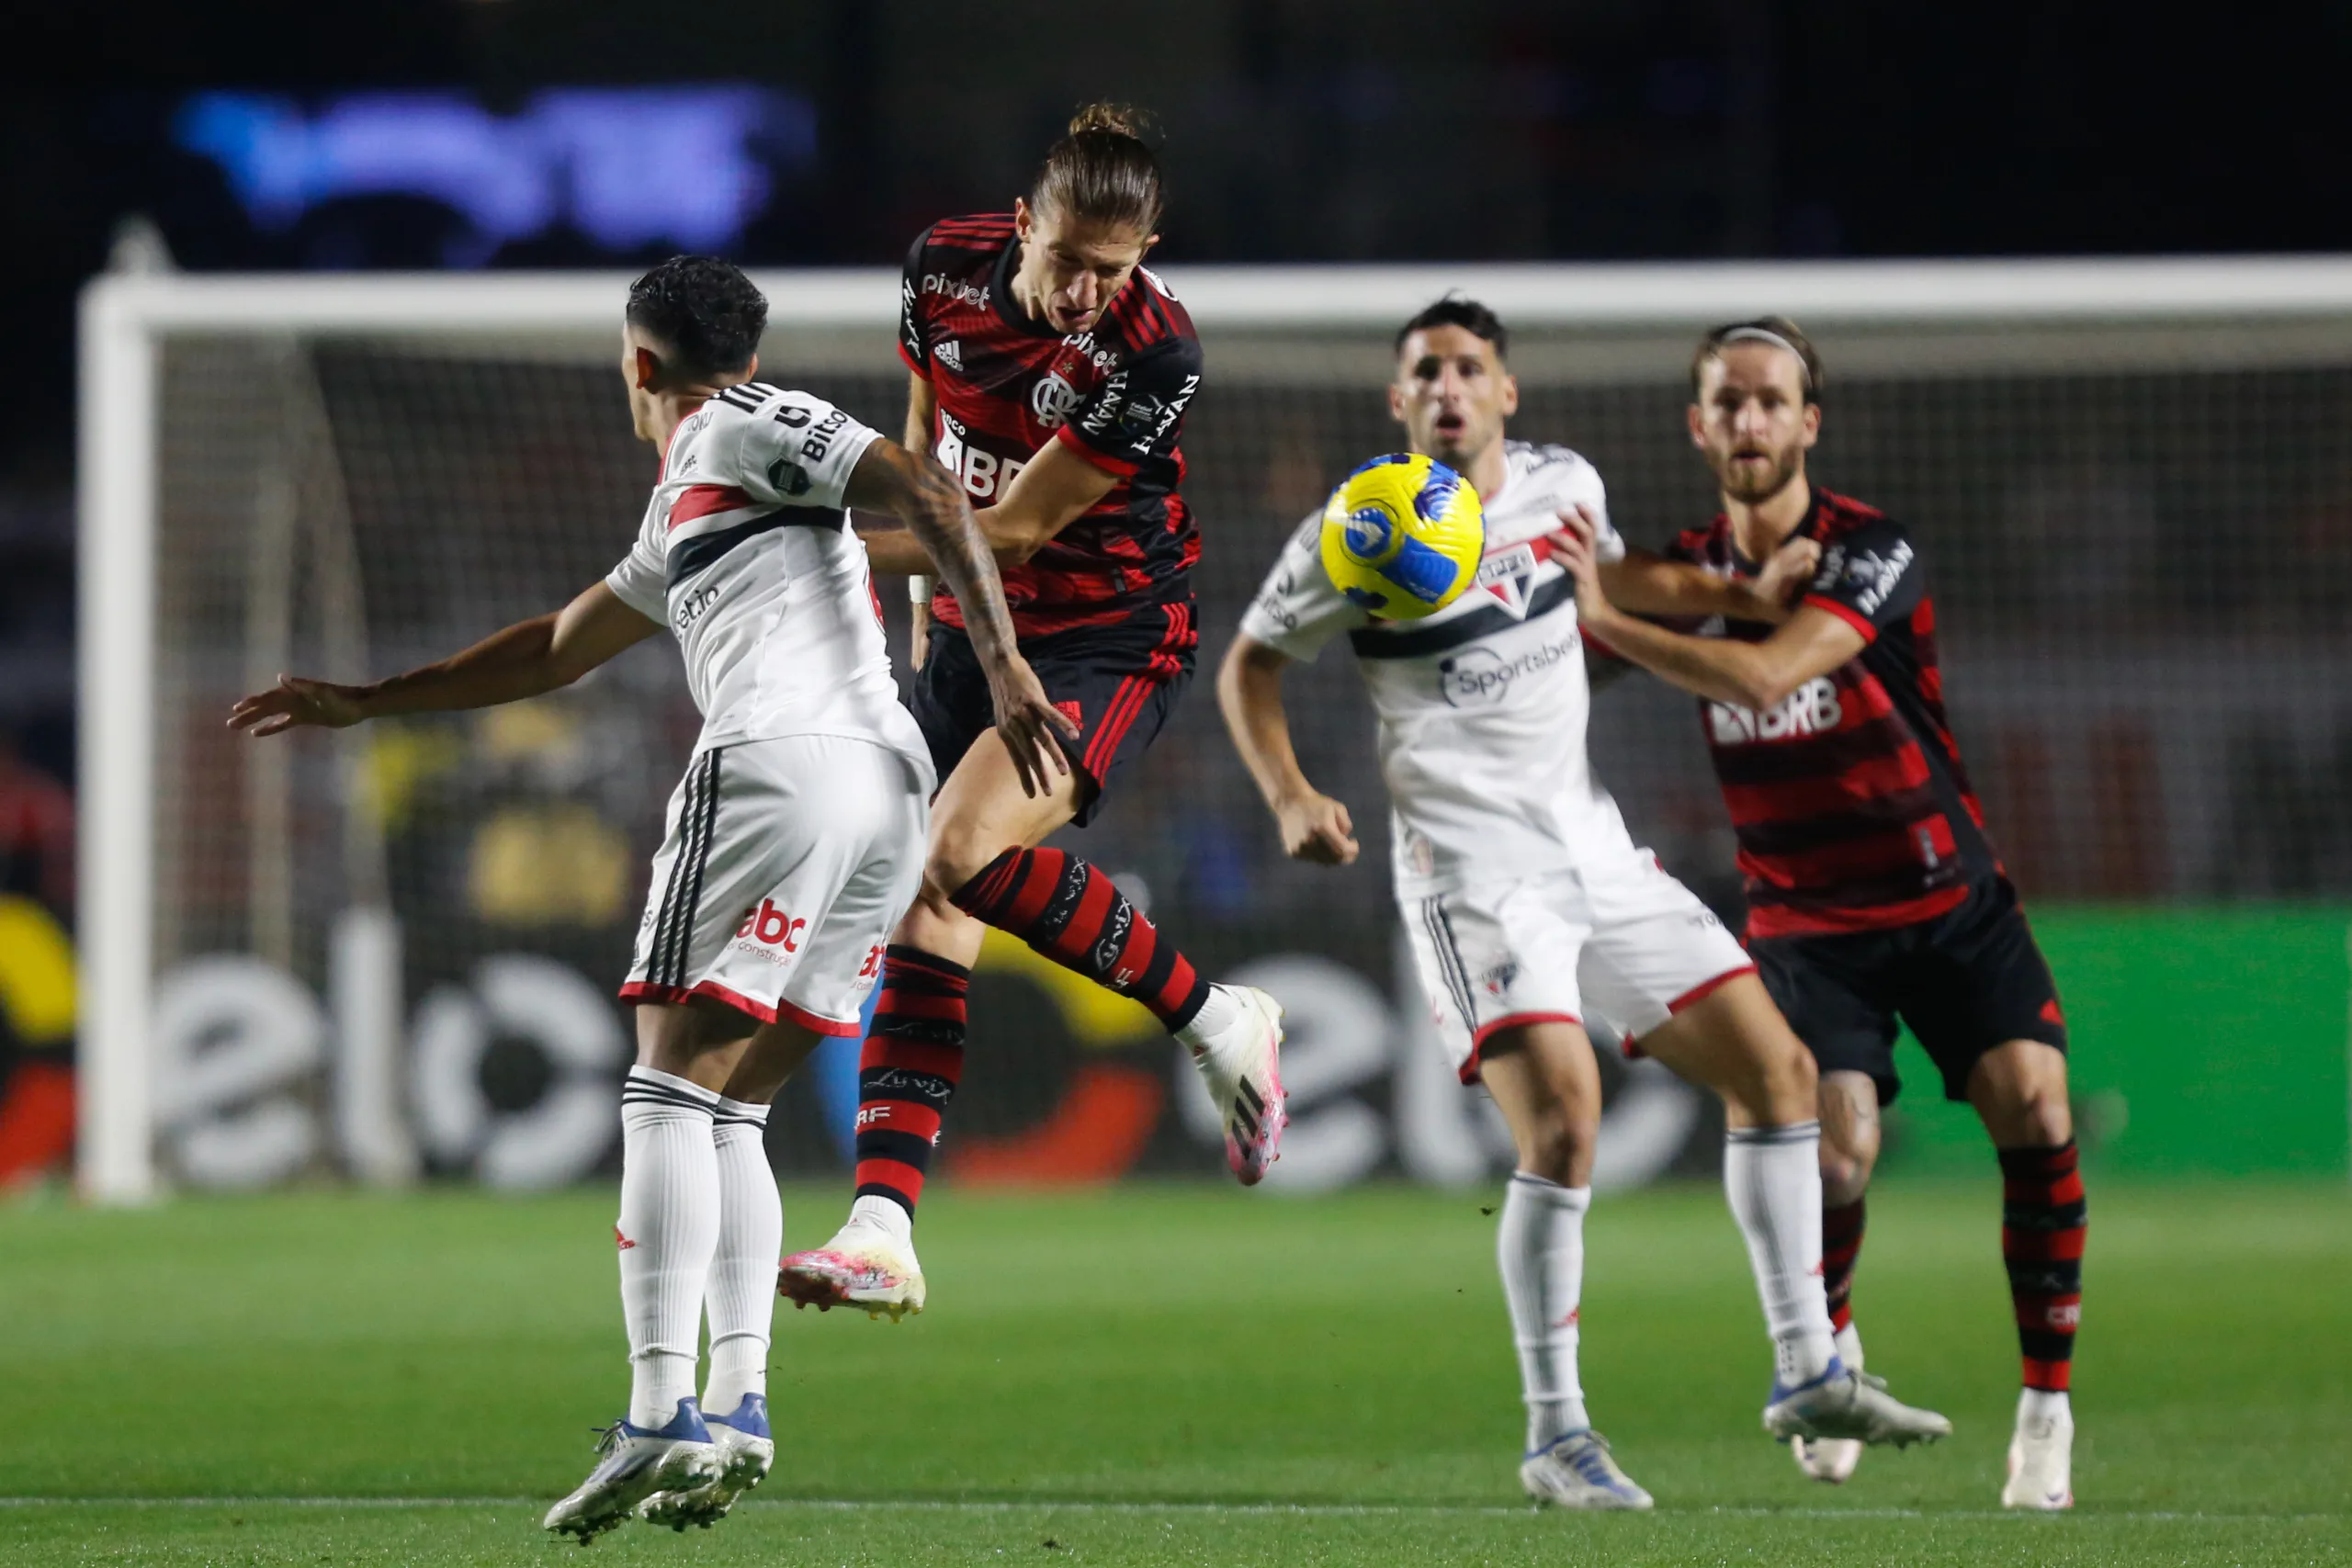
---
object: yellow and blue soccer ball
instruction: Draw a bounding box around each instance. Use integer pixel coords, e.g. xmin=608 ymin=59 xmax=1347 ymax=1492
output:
xmin=1319 ymin=453 xmax=1485 ymax=619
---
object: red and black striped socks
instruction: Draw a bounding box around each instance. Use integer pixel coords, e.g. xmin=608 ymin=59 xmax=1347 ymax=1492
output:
xmin=851 ymin=947 xmax=969 ymax=1219
xmin=2000 ymin=1141 xmax=2087 ymax=1392
xmin=1822 ymin=1198 xmax=1866 ymax=1334
xmin=950 ymin=848 xmax=1210 ymax=1031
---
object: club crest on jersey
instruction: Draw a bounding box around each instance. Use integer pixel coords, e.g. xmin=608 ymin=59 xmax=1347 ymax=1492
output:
xmin=1473 ymin=541 xmax=1546 ymax=621
xmin=1031 ymin=371 xmax=1083 ymax=428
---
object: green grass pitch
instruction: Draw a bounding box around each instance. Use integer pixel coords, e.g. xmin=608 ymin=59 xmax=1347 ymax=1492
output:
xmin=3 ymin=1179 xmax=2347 ymax=1565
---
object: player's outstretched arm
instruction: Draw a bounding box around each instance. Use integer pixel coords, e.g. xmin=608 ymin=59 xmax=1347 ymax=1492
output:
xmin=900 ymin=369 xmax=939 ymax=670
xmin=843 ymin=439 xmax=1079 ymax=797
xmin=1553 ymin=513 xmax=1862 ymax=712
xmin=1216 ymin=635 xmax=1360 ymax=867
xmin=859 ymin=435 xmax=1118 ymax=578
xmin=228 ymin=582 xmax=661 ymax=737
xmin=1549 ymin=505 xmax=1820 ymax=623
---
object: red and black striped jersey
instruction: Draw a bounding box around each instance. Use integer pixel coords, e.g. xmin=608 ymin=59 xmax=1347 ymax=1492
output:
xmin=1665 ymin=489 xmax=1999 ymax=940
xmin=899 ymin=213 xmax=1204 ymax=638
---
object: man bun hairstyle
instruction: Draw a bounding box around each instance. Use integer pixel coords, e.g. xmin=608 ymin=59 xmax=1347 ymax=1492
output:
xmin=1032 ymin=101 xmax=1166 ymax=235
xmin=1692 ymin=315 xmax=1823 ymax=403
xmin=627 ymin=254 xmax=767 ymax=379
xmin=1396 ymin=294 xmax=1510 ymax=359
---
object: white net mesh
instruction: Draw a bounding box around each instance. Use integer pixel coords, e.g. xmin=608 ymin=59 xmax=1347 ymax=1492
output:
xmin=138 ymin=299 xmax=2352 ymax=1190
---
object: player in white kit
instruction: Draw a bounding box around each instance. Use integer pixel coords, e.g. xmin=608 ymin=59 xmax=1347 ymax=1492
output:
xmin=231 ymin=257 xmax=1071 ymax=1541
xmin=1218 ymin=298 xmax=1950 ymax=1509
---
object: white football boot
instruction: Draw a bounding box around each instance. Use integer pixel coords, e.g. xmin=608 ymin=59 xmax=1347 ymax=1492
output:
xmin=1519 ymin=1430 xmax=1655 ymax=1511
xmin=642 ymin=1393 xmax=774 ymax=1530
xmin=2000 ymin=1389 xmax=2075 ymax=1510
xmin=779 ymin=1221 xmax=926 ymax=1321
xmin=1791 ymin=1323 xmax=1867 ymax=1483
xmin=541 ymin=1399 xmax=719 ymax=1543
xmin=1180 ymin=984 xmax=1287 ymax=1186
xmin=1763 ymin=1360 xmax=1951 ymax=1450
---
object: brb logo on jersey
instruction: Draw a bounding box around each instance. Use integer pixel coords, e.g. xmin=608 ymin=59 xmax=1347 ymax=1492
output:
xmin=1706 ymin=676 xmax=1845 ymax=744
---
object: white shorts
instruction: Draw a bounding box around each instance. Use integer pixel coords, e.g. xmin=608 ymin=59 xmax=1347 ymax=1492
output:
xmin=620 ymin=735 xmax=929 ymax=1035
xmin=1403 ymin=849 xmax=1756 ymax=1083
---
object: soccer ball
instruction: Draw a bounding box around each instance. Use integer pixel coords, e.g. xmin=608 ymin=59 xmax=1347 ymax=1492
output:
xmin=1319 ymin=454 xmax=1485 ymax=619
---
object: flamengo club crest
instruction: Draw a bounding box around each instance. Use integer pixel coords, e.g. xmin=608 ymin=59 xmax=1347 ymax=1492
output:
xmin=1031 ymin=369 xmax=1083 ymax=428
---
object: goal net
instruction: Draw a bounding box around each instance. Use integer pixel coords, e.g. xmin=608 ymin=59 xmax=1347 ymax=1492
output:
xmin=81 ymin=260 xmax=2352 ymax=1201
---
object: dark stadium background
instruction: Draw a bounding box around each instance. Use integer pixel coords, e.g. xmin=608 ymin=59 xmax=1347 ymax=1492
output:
xmin=2 ymin=0 xmax=2349 ymax=1192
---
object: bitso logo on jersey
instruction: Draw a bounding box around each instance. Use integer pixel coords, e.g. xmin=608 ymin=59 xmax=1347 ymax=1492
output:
xmin=1320 ymin=453 xmax=1485 ymax=619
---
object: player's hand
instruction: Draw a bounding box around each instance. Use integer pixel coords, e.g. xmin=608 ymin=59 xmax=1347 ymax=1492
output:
xmin=983 ymin=652 xmax=1079 ymax=798
xmin=228 ymin=675 xmax=368 ymax=737
xmin=910 ymin=600 xmax=931 ymax=671
xmin=1753 ymin=534 xmax=1823 ymax=611
xmin=1276 ymin=792 xmax=1358 ymax=866
xmin=1546 ymin=506 xmax=1612 ymax=624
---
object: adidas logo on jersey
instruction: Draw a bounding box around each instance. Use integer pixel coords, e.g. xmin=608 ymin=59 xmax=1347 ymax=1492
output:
xmin=933 ymin=338 xmax=963 ymax=372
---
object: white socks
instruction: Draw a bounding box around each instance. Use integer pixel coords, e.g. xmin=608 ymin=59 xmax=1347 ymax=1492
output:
xmin=1174 ymin=984 xmax=1242 ymax=1052
xmin=703 ymin=1096 xmax=779 ymax=1421
xmin=1723 ymin=1122 xmax=1839 ymax=1390
xmin=849 ymin=1192 xmax=914 ymax=1244
xmin=617 ymin=1066 xmax=721 ymax=1430
xmin=1498 ymin=1173 xmax=1592 ymax=1452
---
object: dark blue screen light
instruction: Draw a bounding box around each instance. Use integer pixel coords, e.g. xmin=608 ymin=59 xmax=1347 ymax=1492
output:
xmin=175 ymin=86 xmax=817 ymax=264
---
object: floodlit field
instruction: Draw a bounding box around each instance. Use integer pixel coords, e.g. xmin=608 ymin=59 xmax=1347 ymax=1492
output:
xmin=4 ymin=1181 xmax=2346 ymax=1566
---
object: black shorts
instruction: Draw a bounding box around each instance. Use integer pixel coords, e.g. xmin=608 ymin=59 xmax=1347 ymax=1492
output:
xmin=911 ymin=602 xmax=1195 ymax=829
xmin=1751 ymin=876 xmax=2067 ymax=1107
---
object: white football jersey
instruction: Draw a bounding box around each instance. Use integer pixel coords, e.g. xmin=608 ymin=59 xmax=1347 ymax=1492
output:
xmin=605 ymin=382 xmax=931 ymax=781
xmin=1239 ymin=440 xmax=1635 ymax=898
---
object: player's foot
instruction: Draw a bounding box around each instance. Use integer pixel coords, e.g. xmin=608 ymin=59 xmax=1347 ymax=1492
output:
xmin=2000 ymin=1390 xmax=2075 ymax=1510
xmin=1519 ymin=1430 xmax=1654 ymax=1511
xmin=1762 ymin=1363 xmax=1951 ymax=1450
xmin=1792 ymin=1324 xmax=1867 ymax=1483
xmin=1182 ymin=984 xmax=1287 ymax=1185
xmin=641 ymin=1393 xmax=774 ymax=1530
xmin=541 ymin=1398 xmax=718 ymax=1543
xmin=779 ymin=1221 xmax=926 ymax=1320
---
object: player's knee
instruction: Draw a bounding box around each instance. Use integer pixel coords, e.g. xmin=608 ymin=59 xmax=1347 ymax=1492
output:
xmin=1973 ymin=1042 xmax=2073 ymax=1147
xmin=922 ymin=829 xmax=1006 ymax=905
xmin=1819 ymin=1134 xmax=1876 ymax=1200
xmin=1516 ymin=1098 xmax=1595 ymax=1187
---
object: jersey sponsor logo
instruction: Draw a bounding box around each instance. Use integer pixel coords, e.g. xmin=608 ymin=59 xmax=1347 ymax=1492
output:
xmin=1250 ymin=590 xmax=1300 ymax=632
xmin=1815 ymin=538 xmax=1914 ymax=619
xmin=935 ymin=410 xmax=1030 ymax=499
xmin=672 ymin=583 xmax=719 ymax=634
xmin=922 ymin=272 xmax=989 ymax=309
xmin=1436 ymin=633 xmax=1580 ymax=706
xmin=1705 ymin=676 xmax=1844 ymax=745
xmin=1131 ymin=374 xmax=1198 ymax=456
xmin=864 ymin=1066 xmax=953 ymax=1101
xmin=933 ymin=337 xmax=963 ymax=372
xmin=1031 ymin=370 xmax=1083 ymax=428
xmin=1080 ymin=368 xmax=1131 ymax=437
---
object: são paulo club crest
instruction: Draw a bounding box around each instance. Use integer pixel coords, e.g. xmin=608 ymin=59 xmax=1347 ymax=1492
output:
xmin=1469 ymin=538 xmax=1550 ymax=620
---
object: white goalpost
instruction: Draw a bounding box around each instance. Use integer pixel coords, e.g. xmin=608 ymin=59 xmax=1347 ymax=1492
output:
xmin=78 ymin=256 xmax=2352 ymax=1203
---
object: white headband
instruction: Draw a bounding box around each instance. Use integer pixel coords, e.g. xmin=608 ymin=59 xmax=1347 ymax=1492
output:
xmin=1715 ymin=326 xmax=1812 ymax=387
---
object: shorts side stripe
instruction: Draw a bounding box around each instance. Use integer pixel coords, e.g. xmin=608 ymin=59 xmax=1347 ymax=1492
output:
xmin=668 ymin=750 xmax=725 ymax=987
xmin=1419 ymin=896 xmax=1476 ymax=1031
xmin=643 ymin=753 xmax=710 ymax=992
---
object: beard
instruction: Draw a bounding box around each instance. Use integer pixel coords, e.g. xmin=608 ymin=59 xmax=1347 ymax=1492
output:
xmin=1711 ymin=442 xmax=1803 ymax=504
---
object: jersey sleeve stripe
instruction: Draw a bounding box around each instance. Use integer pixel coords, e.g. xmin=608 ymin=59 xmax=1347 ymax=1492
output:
xmin=1802 ymin=593 xmax=1880 ymax=642
xmin=668 ymin=484 xmax=755 ymax=533
xmin=1053 ymin=421 xmax=1140 ymax=477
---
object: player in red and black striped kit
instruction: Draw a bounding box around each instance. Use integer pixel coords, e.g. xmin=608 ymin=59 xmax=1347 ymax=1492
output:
xmin=781 ymin=105 xmax=1286 ymax=1322
xmin=1558 ymin=319 xmax=2083 ymax=1509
